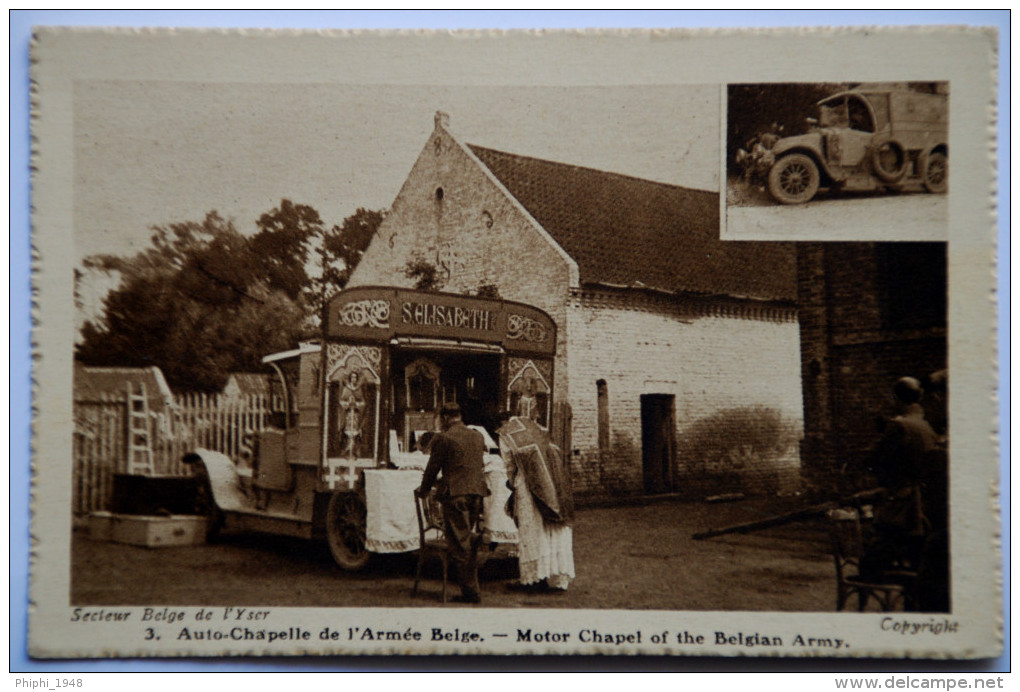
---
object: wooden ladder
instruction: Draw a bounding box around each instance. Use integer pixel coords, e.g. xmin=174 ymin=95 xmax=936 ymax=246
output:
xmin=126 ymin=381 xmax=154 ymax=475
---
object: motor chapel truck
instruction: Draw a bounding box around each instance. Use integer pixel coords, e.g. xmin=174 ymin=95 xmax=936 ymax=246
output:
xmin=744 ymin=88 xmax=948 ymax=205
xmin=184 ymin=286 xmax=558 ymax=570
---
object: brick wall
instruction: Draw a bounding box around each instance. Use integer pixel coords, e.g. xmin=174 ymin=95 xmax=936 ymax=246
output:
xmin=798 ymin=242 xmax=947 ymax=490
xmin=566 ymin=289 xmax=804 ymax=501
xmin=350 ymin=116 xmax=805 ymax=503
xmin=348 ymin=116 xmax=576 ymax=401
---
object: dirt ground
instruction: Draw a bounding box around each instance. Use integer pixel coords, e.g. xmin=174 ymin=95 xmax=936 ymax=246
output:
xmin=724 ymin=176 xmax=947 ymax=241
xmin=72 ymin=497 xmax=837 ymax=612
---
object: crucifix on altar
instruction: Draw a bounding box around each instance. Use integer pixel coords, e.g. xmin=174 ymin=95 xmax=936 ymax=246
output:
xmin=324 ymin=462 xmax=360 ymax=490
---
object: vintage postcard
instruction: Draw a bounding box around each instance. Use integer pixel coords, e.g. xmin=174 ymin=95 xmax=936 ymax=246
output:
xmin=28 ymin=27 xmax=1000 ymax=659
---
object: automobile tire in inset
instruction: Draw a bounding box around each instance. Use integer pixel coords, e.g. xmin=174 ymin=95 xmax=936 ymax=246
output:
xmin=871 ymin=139 xmax=909 ymax=184
xmin=767 ymin=153 xmax=821 ymax=205
xmin=326 ymin=491 xmax=371 ymax=571
xmin=923 ymin=151 xmax=948 ymax=194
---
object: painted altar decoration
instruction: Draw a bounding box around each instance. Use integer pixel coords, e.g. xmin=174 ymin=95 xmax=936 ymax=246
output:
xmin=507 ymin=358 xmax=552 ymax=428
xmin=326 ymin=345 xmax=381 ymax=461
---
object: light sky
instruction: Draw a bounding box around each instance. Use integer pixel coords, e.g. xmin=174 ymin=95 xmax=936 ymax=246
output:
xmin=73 ymin=81 xmax=719 ymax=262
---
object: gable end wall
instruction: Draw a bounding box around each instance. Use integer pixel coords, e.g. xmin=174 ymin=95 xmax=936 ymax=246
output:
xmin=348 ymin=123 xmax=575 ymax=401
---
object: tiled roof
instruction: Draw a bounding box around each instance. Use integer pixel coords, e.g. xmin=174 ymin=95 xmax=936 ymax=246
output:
xmin=225 ymin=373 xmax=271 ymax=396
xmin=468 ymin=145 xmax=796 ymax=301
xmin=73 ymin=365 xmax=174 ymax=410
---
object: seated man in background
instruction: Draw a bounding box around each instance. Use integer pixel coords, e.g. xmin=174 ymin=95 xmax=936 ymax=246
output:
xmin=863 ymin=376 xmax=942 ymax=608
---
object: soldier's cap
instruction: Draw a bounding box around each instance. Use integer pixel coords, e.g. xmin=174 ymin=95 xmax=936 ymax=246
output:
xmin=440 ymin=402 xmax=461 ymax=417
xmin=893 ymin=376 xmax=924 ymax=403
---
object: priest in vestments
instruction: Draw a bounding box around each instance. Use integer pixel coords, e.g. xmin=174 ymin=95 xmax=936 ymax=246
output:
xmin=498 ymin=414 xmax=575 ymax=591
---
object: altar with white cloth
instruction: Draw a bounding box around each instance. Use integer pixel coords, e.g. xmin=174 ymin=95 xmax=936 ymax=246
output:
xmin=363 ymin=456 xmax=518 ymax=553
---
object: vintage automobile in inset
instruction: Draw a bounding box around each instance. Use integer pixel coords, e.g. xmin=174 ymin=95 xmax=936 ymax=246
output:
xmin=739 ymin=88 xmax=948 ymax=205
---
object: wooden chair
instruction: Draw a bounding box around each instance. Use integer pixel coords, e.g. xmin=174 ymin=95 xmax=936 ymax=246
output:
xmin=827 ymin=508 xmax=910 ymax=612
xmin=412 ymin=487 xmax=450 ymax=603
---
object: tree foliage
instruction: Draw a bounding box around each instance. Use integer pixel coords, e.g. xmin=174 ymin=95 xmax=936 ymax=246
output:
xmin=77 ymin=211 xmax=306 ymax=392
xmin=403 ymin=251 xmax=444 ymax=292
xmin=251 ymin=200 xmax=324 ymax=301
xmin=474 ymin=283 xmax=502 ymax=299
xmin=726 ymin=83 xmax=844 ymax=176
xmin=76 ymin=202 xmax=385 ymax=392
xmin=316 ymin=207 xmax=386 ymax=317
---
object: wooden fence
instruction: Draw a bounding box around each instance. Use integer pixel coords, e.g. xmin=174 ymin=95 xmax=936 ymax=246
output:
xmin=72 ymin=393 xmax=270 ymax=516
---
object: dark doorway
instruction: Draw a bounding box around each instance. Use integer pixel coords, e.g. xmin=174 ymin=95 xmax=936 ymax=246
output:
xmin=390 ymin=349 xmax=502 ymax=451
xmin=641 ymin=394 xmax=677 ymax=494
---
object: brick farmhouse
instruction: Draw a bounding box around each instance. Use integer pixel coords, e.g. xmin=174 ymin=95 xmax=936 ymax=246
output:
xmin=349 ymin=113 xmax=803 ymax=501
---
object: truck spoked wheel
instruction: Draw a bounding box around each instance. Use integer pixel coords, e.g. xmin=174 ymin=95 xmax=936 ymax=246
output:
xmin=767 ymin=153 xmax=820 ymax=204
xmin=923 ymin=152 xmax=948 ymax=193
xmin=326 ymin=491 xmax=370 ymax=571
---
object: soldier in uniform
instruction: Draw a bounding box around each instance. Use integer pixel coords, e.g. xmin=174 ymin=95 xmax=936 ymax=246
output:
xmin=862 ymin=376 xmax=942 ymax=606
xmin=419 ymin=403 xmax=490 ymax=604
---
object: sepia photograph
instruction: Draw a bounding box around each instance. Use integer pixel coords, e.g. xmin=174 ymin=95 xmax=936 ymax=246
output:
xmin=69 ymin=87 xmax=948 ymax=614
xmin=24 ymin=25 xmax=1000 ymax=661
xmin=724 ymin=82 xmax=949 ymax=241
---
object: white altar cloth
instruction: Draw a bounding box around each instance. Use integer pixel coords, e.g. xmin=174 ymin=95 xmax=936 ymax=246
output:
xmin=363 ymin=463 xmax=518 ymax=553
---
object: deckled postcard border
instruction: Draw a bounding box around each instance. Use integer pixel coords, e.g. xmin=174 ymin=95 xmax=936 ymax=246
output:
xmin=24 ymin=24 xmax=1001 ymax=662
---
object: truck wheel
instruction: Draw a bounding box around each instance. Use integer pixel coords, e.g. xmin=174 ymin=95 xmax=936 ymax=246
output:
xmin=871 ymin=140 xmax=909 ymax=184
xmin=923 ymin=152 xmax=948 ymax=193
xmin=768 ymin=154 xmax=820 ymax=204
xmin=326 ymin=491 xmax=371 ymax=571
